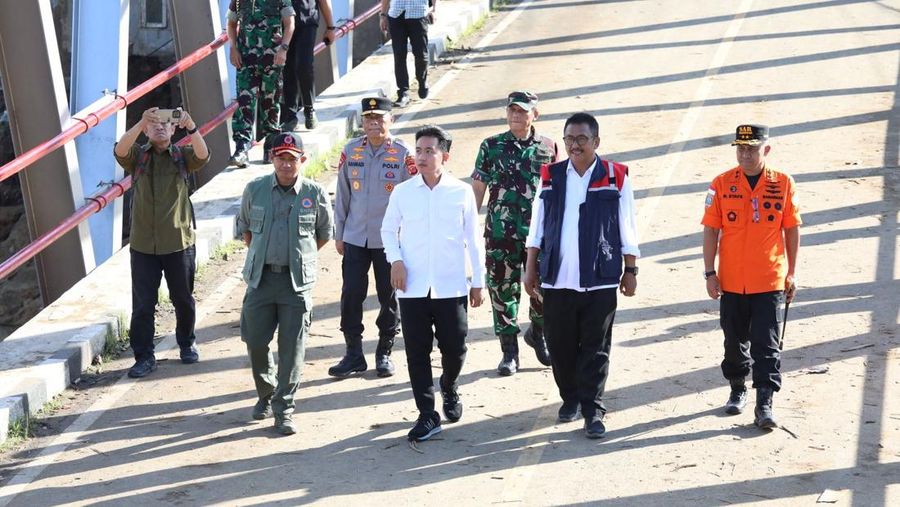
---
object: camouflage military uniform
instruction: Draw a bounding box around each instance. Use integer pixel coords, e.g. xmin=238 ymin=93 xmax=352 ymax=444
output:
xmin=228 ymin=0 xmax=295 ymax=148
xmin=472 ymin=128 xmax=558 ymax=337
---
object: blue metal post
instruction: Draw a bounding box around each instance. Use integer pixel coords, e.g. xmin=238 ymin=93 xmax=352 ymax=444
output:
xmin=70 ymin=0 xmax=130 ymax=264
xmin=219 ymin=0 xmax=237 ymax=99
xmin=333 ymin=0 xmax=353 ymax=76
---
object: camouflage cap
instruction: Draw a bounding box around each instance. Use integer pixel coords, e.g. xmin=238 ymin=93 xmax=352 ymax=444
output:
xmin=507 ymin=91 xmax=539 ymax=111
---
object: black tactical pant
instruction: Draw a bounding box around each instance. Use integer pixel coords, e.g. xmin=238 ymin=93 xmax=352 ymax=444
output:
xmin=282 ymin=23 xmax=319 ymax=122
xmin=400 ymin=295 xmax=468 ymax=415
xmin=129 ymin=246 xmax=196 ymax=361
xmin=339 ymin=243 xmax=399 ymax=339
xmin=720 ymin=291 xmax=783 ymax=391
xmin=543 ymin=288 xmax=617 ymax=419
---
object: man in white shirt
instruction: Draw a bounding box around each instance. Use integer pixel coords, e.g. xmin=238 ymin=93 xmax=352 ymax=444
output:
xmin=524 ymin=112 xmax=640 ymax=439
xmin=381 ymin=125 xmax=485 ymax=442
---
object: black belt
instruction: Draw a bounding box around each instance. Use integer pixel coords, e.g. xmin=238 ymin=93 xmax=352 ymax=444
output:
xmin=265 ymin=264 xmax=288 ymax=273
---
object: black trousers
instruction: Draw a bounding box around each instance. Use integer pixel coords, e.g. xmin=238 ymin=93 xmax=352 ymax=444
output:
xmin=130 ymin=246 xmax=196 ymax=361
xmin=720 ymin=291 xmax=783 ymax=391
xmin=282 ymin=23 xmax=318 ymax=121
xmin=543 ymin=288 xmax=617 ymax=419
xmin=387 ymin=14 xmax=429 ymax=94
xmin=339 ymin=243 xmax=399 ymax=339
xmin=399 ymin=295 xmax=468 ymax=415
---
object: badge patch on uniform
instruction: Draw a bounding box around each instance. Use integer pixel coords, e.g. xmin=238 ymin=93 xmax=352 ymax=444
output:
xmin=352 ymin=180 xmax=362 ymax=191
xmin=301 ymin=197 xmax=313 ymax=208
xmin=384 ymin=156 xmax=399 ymax=162
xmin=705 ymin=188 xmax=716 ymax=208
xmin=763 ymin=201 xmax=772 ymax=209
xmin=386 ymin=147 xmax=398 ymax=154
xmin=351 ymin=169 xmax=359 ymax=177
xmin=384 ymin=183 xmax=394 ymax=193
xmin=385 ymin=171 xmax=395 ymax=179
xmin=767 ymin=214 xmax=775 ymax=222
xmin=730 ymin=185 xmax=738 ymax=193
xmin=351 ymin=154 xmax=364 ymax=161
xmin=727 ymin=211 xmax=737 ymax=222
xmin=339 ymin=152 xmax=346 ymax=167
xmin=774 ymin=202 xmax=782 ymax=211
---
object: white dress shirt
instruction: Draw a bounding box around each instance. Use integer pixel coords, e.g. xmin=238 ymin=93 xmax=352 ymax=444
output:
xmin=381 ymin=173 xmax=485 ymax=298
xmin=525 ymin=157 xmax=641 ymax=291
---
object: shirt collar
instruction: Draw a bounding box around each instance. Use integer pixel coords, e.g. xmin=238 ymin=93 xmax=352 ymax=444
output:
xmin=270 ymin=173 xmax=303 ymax=193
xmin=141 ymin=142 xmax=175 ymax=155
xmin=566 ymin=155 xmax=598 ymax=178
xmin=502 ymin=126 xmax=537 ymax=143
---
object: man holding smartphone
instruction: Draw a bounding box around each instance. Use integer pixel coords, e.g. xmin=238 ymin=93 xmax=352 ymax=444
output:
xmin=114 ymin=107 xmax=209 ymax=378
xmin=379 ymin=0 xmax=434 ymax=108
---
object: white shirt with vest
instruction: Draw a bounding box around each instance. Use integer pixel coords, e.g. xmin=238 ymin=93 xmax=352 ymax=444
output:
xmin=381 ymin=173 xmax=485 ymax=299
xmin=525 ymin=157 xmax=641 ymax=291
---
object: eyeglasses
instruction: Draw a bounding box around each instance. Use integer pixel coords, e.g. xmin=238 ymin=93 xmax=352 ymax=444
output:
xmin=751 ymin=197 xmax=760 ymax=223
xmin=563 ymin=135 xmax=593 ymax=146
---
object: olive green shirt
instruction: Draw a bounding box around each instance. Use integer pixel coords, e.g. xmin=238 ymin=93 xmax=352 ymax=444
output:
xmin=114 ymin=143 xmax=209 ymax=255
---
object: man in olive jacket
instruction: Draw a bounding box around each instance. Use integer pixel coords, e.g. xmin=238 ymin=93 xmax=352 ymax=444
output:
xmin=238 ymin=132 xmax=333 ymax=435
xmin=114 ymin=107 xmax=209 ymax=379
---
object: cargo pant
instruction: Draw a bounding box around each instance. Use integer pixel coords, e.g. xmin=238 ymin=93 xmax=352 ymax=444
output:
xmin=485 ymin=237 xmax=543 ymax=337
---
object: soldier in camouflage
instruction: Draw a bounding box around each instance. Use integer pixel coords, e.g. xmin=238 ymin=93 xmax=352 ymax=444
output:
xmin=471 ymin=91 xmax=559 ymax=376
xmin=227 ymin=0 xmax=295 ymax=168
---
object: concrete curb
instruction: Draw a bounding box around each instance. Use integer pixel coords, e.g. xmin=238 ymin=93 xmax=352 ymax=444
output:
xmin=0 ymin=0 xmax=491 ymax=446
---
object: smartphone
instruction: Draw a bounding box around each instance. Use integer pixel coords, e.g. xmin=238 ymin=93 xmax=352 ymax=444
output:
xmin=156 ymin=108 xmax=182 ymax=123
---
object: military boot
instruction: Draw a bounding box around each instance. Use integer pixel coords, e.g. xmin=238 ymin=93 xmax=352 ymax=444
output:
xmin=328 ymin=335 xmax=368 ymax=378
xmin=497 ymin=335 xmax=519 ymax=376
xmin=523 ymin=324 xmax=552 ymax=366
xmin=375 ymin=335 xmax=396 ymax=377
xmin=754 ymin=387 xmax=778 ymax=429
xmin=724 ymin=377 xmax=748 ymax=415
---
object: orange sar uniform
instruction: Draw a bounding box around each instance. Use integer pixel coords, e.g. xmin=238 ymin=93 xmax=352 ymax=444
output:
xmin=701 ymin=165 xmax=801 ymax=390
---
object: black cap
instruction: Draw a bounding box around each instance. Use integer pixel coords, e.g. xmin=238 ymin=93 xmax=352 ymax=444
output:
xmin=507 ymin=91 xmax=538 ymax=111
xmin=732 ymin=124 xmax=769 ymax=146
xmin=361 ymin=97 xmax=391 ymax=115
xmin=271 ymin=132 xmax=304 ymax=156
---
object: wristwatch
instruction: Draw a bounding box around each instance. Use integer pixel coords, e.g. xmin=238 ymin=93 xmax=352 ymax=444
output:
xmin=704 ymin=270 xmax=717 ymax=280
xmin=624 ymin=266 xmax=638 ymax=275
xmin=326 ymin=26 xmax=337 ymax=30
xmin=278 ymin=42 xmax=289 ymax=51
xmin=186 ymin=126 xmax=198 ymax=134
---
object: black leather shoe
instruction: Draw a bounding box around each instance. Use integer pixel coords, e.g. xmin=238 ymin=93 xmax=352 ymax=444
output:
xmin=328 ymin=353 xmax=368 ymax=378
xmin=179 ymin=345 xmax=199 ymax=364
xmin=252 ymin=396 xmax=272 ymax=420
xmin=393 ymin=93 xmax=410 ymax=108
xmin=418 ymin=84 xmax=429 ymax=99
xmin=304 ymin=110 xmax=318 ymax=130
xmin=558 ymin=400 xmax=580 ymax=422
xmin=584 ymin=417 xmax=606 ymax=439
xmin=230 ymin=149 xmax=249 ymax=168
xmin=128 ymin=358 xmax=157 ymax=378
xmin=523 ymin=324 xmax=552 ymax=366
xmin=275 ymin=415 xmax=297 ymax=435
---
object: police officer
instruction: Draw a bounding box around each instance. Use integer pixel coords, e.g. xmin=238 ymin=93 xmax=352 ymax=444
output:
xmin=237 ymin=132 xmax=333 ymax=435
xmin=227 ymin=0 xmax=295 ymax=167
xmin=331 ymin=97 xmax=417 ymax=378
xmin=471 ymin=91 xmax=558 ymax=376
xmin=702 ymin=124 xmax=801 ymax=430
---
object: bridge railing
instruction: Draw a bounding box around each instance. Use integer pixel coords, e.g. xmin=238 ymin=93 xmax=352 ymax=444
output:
xmin=0 ymin=4 xmax=381 ymax=282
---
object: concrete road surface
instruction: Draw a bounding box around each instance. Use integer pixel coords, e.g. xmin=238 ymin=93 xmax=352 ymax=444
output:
xmin=1 ymin=0 xmax=898 ymax=505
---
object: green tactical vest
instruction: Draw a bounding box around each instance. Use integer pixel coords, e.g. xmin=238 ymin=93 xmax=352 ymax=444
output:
xmin=242 ymin=174 xmax=324 ymax=291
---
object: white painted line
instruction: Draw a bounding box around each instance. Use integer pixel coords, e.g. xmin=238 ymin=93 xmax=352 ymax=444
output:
xmin=497 ymin=0 xmax=754 ymax=502
xmin=392 ymin=0 xmax=537 ymax=131
xmin=635 ymin=0 xmax=754 ymax=238
xmin=0 ymin=272 xmax=245 ymax=506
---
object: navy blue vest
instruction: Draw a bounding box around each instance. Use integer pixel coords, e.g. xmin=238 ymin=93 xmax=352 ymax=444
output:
xmin=537 ymin=157 xmax=627 ymax=287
